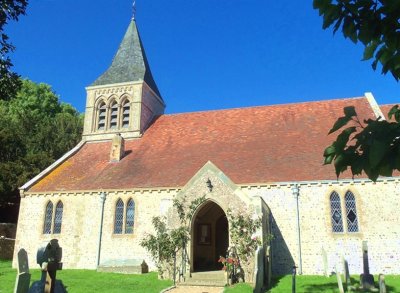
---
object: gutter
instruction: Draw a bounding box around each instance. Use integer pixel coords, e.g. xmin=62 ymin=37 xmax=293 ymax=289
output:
xmin=291 ymin=184 xmax=302 ymax=275
xmin=97 ymin=192 xmax=107 ymax=267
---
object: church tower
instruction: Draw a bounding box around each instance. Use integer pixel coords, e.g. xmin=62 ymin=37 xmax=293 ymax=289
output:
xmin=82 ymin=18 xmax=165 ymax=141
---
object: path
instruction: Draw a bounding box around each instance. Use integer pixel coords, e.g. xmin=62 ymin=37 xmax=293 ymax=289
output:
xmin=166 ymin=286 xmax=225 ymax=293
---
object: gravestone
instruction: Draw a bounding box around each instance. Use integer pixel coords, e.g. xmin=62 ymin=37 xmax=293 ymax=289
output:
xmin=360 ymin=241 xmax=375 ymax=290
xmin=322 ymin=247 xmax=328 ymax=277
xmin=28 ymin=239 xmax=66 ymax=293
xmin=252 ymin=246 xmax=264 ymax=293
xmin=343 ymin=258 xmax=350 ymax=289
xmin=379 ymin=274 xmax=386 ymax=293
xmin=335 ymin=264 xmax=344 ymax=293
xmin=14 ymin=249 xmax=31 ymax=293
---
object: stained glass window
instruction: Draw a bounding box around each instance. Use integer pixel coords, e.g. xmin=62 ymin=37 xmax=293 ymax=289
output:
xmin=330 ymin=192 xmax=344 ymax=233
xmin=345 ymin=191 xmax=359 ymax=232
xmin=125 ymin=199 xmax=135 ymax=234
xmin=53 ymin=201 xmax=63 ymax=234
xmin=43 ymin=202 xmax=53 ymax=234
xmin=114 ymin=199 xmax=124 ymax=234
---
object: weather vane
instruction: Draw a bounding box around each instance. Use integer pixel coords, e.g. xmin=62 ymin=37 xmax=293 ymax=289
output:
xmin=132 ymin=0 xmax=136 ymax=20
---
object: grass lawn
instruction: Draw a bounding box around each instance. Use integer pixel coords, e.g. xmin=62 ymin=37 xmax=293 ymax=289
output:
xmin=0 ymin=259 xmax=172 ymax=293
xmin=224 ymin=274 xmax=400 ymax=293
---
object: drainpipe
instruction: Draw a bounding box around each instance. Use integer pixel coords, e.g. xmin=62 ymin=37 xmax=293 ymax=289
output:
xmin=97 ymin=191 xmax=107 ymax=267
xmin=291 ymin=184 xmax=302 ymax=275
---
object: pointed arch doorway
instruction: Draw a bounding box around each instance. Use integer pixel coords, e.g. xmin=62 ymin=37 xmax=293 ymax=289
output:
xmin=192 ymin=201 xmax=229 ymax=272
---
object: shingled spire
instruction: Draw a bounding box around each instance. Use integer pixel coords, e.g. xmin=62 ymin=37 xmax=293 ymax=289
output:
xmin=92 ymin=19 xmax=161 ymax=99
xmin=83 ymin=18 xmax=165 ymax=141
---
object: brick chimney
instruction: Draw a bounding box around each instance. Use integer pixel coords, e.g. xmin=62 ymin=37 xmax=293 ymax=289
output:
xmin=110 ymin=133 xmax=125 ymax=162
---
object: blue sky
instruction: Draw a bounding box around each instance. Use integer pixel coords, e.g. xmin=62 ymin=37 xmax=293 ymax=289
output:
xmin=6 ymin=0 xmax=399 ymax=114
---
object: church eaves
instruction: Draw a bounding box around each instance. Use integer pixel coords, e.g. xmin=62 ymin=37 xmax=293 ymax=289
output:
xmin=91 ymin=19 xmax=162 ymax=99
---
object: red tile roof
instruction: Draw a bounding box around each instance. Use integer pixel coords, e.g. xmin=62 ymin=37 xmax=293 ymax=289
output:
xmin=29 ymin=97 xmax=377 ymax=192
xmin=380 ymin=104 xmax=398 ymax=121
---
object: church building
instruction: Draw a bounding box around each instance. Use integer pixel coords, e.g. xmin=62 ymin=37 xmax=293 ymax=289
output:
xmin=14 ymin=17 xmax=400 ymax=279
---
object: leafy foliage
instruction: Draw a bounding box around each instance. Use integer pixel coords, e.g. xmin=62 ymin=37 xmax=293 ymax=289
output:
xmin=226 ymin=209 xmax=262 ymax=282
xmin=0 ymin=0 xmax=28 ymax=100
xmin=323 ymin=105 xmax=400 ymax=181
xmin=140 ymin=195 xmax=206 ymax=279
xmin=227 ymin=209 xmax=261 ymax=261
xmin=313 ymin=0 xmax=400 ymax=80
xmin=0 ymin=79 xmax=83 ymax=206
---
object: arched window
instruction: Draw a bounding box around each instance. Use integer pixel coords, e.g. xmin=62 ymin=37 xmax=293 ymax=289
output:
xmin=121 ymin=99 xmax=130 ymax=128
xmin=330 ymin=191 xmax=343 ymax=233
xmin=97 ymin=101 xmax=106 ymax=130
xmin=125 ymin=199 xmax=135 ymax=234
xmin=109 ymin=101 xmax=118 ymax=129
xmin=53 ymin=201 xmax=63 ymax=234
xmin=43 ymin=201 xmax=53 ymax=234
xmin=345 ymin=191 xmax=359 ymax=232
xmin=114 ymin=199 xmax=124 ymax=234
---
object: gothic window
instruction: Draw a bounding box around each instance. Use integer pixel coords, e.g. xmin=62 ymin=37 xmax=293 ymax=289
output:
xmin=97 ymin=101 xmax=106 ymax=130
xmin=43 ymin=201 xmax=53 ymax=234
xmin=330 ymin=191 xmax=344 ymax=233
xmin=109 ymin=101 xmax=118 ymax=129
xmin=345 ymin=191 xmax=359 ymax=232
xmin=53 ymin=201 xmax=63 ymax=234
xmin=121 ymin=100 xmax=130 ymax=128
xmin=114 ymin=199 xmax=124 ymax=234
xmin=125 ymin=199 xmax=135 ymax=234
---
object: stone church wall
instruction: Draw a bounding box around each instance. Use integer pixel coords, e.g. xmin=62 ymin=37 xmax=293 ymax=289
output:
xmin=14 ymin=179 xmax=400 ymax=275
xmin=248 ymin=179 xmax=400 ymax=275
xmin=13 ymin=189 xmax=177 ymax=271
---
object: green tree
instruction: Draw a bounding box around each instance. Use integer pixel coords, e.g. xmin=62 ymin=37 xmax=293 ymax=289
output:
xmin=0 ymin=0 xmax=28 ymax=100
xmin=313 ymin=0 xmax=400 ymax=80
xmin=323 ymin=105 xmax=400 ymax=181
xmin=0 ymin=79 xmax=83 ymax=221
xmin=314 ymin=0 xmax=400 ymax=181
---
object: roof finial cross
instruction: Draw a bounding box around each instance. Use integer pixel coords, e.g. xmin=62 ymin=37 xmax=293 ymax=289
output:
xmin=132 ymin=0 xmax=136 ymax=20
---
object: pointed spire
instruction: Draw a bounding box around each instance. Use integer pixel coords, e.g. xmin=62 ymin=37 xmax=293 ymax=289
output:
xmin=91 ymin=19 xmax=162 ymax=99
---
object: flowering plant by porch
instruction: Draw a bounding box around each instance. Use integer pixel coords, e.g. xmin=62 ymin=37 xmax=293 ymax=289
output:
xmin=218 ymin=256 xmax=239 ymax=272
xmin=226 ymin=209 xmax=262 ymax=282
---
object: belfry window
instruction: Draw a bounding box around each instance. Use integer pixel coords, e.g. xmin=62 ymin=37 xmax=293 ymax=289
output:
xmin=122 ymin=100 xmax=130 ymax=128
xmin=344 ymin=191 xmax=359 ymax=232
xmin=114 ymin=199 xmax=124 ymax=234
xmin=125 ymin=199 xmax=135 ymax=234
xmin=110 ymin=101 xmax=118 ymax=129
xmin=330 ymin=191 xmax=344 ymax=233
xmin=53 ymin=201 xmax=63 ymax=234
xmin=43 ymin=201 xmax=53 ymax=234
xmin=97 ymin=102 xmax=106 ymax=130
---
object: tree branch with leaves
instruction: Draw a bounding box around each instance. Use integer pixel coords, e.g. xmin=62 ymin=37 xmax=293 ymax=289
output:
xmin=0 ymin=0 xmax=28 ymax=101
xmin=313 ymin=0 xmax=400 ymax=80
xmin=323 ymin=105 xmax=400 ymax=181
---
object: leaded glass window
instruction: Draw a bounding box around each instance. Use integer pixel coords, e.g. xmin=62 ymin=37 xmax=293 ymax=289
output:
xmin=330 ymin=192 xmax=344 ymax=233
xmin=122 ymin=100 xmax=130 ymax=128
xmin=97 ymin=102 xmax=106 ymax=130
xmin=53 ymin=201 xmax=63 ymax=234
xmin=109 ymin=101 xmax=118 ymax=129
xmin=125 ymin=199 xmax=135 ymax=234
xmin=114 ymin=199 xmax=124 ymax=234
xmin=345 ymin=191 xmax=359 ymax=232
xmin=43 ymin=202 xmax=53 ymax=234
